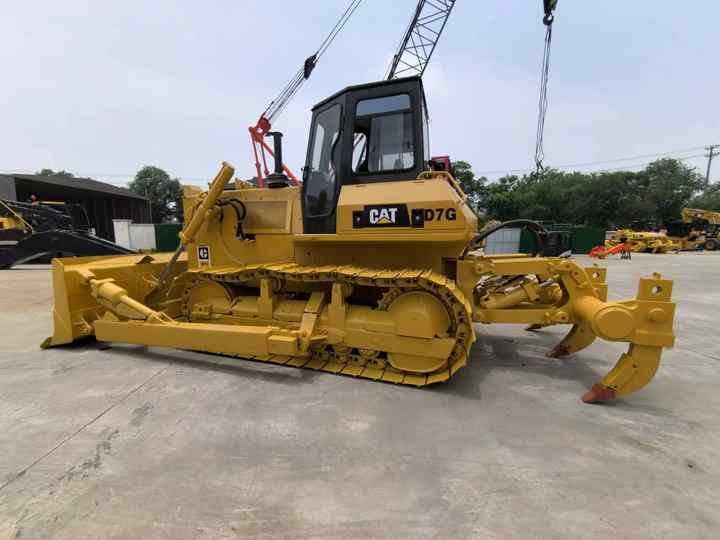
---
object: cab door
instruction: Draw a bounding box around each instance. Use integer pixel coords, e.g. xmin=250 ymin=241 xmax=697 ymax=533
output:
xmin=301 ymin=102 xmax=343 ymax=234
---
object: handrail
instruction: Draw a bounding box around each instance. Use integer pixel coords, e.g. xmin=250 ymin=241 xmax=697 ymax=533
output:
xmin=417 ymin=170 xmax=467 ymax=202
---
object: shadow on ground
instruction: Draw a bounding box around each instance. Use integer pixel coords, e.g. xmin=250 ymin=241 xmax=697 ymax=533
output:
xmin=50 ymin=326 xmax=629 ymax=407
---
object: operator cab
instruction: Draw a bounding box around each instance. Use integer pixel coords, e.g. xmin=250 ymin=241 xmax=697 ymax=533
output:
xmin=301 ymin=77 xmax=429 ymax=234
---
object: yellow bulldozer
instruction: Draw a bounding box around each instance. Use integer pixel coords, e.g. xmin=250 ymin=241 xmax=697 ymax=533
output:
xmin=604 ymin=229 xmax=680 ymax=254
xmin=42 ymin=77 xmax=676 ymax=403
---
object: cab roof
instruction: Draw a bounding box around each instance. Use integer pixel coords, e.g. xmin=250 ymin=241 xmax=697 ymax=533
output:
xmin=311 ymin=76 xmax=425 ymax=111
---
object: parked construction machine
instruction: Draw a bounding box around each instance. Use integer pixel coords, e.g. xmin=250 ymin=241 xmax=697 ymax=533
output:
xmin=589 ymin=242 xmax=628 ymax=259
xmin=0 ymin=211 xmax=28 ymax=242
xmin=42 ymin=76 xmax=676 ymax=403
xmin=665 ymin=207 xmax=720 ymax=251
xmin=601 ymin=229 xmax=680 ymax=255
xmin=0 ymin=199 xmax=134 ymax=269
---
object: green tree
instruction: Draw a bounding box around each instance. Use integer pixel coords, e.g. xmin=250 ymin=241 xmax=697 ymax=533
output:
xmin=451 ymin=160 xmax=486 ymax=214
xmin=566 ymin=171 xmax=654 ymax=228
xmin=458 ymin=157 xmax=702 ymax=229
xmin=636 ymin=159 xmax=704 ymax=225
xmin=482 ymin=174 xmax=524 ymax=221
xmin=128 ymin=166 xmax=183 ymax=223
xmin=37 ymin=168 xmax=74 ymax=177
xmin=689 ymin=183 xmax=720 ymax=211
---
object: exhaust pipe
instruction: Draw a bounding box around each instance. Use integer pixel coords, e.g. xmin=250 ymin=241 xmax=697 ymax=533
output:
xmin=265 ymin=132 xmax=291 ymax=188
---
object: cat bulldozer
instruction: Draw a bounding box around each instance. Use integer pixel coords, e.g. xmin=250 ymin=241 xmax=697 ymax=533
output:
xmin=42 ymin=77 xmax=676 ymax=403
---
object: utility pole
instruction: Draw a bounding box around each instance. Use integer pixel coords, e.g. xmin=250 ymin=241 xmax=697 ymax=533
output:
xmin=144 ymin=183 xmax=153 ymax=223
xmin=705 ymin=144 xmax=720 ymax=184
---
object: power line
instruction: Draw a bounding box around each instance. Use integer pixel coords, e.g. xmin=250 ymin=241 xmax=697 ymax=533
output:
xmin=590 ymin=153 xmax=706 ymax=173
xmin=0 ymin=145 xmax=713 ymax=186
xmin=484 ymin=154 xmax=704 ymax=177
xmin=482 ymin=153 xmax=706 ymax=177
xmin=553 ymin=146 xmax=706 ymax=169
xmin=474 ymin=145 xmax=709 ymax=176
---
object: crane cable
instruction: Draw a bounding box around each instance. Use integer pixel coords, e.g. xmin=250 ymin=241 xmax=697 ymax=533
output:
xmin=262 ymin=0 xmax=363 ymax=123
xmin=534 ymin=1 xmax=557 ymax=174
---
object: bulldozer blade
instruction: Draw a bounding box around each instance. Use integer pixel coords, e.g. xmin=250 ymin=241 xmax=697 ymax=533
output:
xmin=41 ymin=252 xmax=188 ymax=349
xmin=546 ymin=323 xmax=596 ymax=358
xmin=582 ymin=344 xmax=661 ymax=403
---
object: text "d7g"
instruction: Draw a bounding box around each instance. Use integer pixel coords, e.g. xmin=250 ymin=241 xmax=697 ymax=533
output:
xmin=423 ymin=208 xmax=457 ymax=221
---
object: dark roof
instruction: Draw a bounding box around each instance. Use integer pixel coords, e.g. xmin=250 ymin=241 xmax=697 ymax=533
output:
xmin=4 ymin=174 xmax=147 ymax=200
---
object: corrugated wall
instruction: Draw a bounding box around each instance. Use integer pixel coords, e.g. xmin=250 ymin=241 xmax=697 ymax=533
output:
xmin=155 ymin=224 xmax=182 ymax=251
xmin=484 ymin=228 xmax=522 ymax=254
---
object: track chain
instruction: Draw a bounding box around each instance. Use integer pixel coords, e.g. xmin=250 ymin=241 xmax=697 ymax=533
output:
xmin=182 ymin=263 xmax=476 ymax=386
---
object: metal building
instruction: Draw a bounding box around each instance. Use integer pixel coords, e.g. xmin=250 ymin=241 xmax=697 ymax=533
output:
xmin=0 ymin=174 xmax=149 ymax=242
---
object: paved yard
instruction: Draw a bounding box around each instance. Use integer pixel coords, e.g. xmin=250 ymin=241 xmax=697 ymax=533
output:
xmin=1 ymin=253 xmax=718 ymax=539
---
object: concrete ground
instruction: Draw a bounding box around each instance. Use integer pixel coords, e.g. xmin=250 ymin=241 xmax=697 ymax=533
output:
xmin=0 ymin=253 xmax=718 ymax=539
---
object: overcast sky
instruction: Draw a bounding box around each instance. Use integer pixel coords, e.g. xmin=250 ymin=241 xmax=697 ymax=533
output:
xmin=1 ymin=1 xmax=718 ymax=186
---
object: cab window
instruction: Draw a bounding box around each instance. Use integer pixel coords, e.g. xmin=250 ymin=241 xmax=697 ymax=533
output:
xmin=352 ymin=94 xmax=415 ymax=174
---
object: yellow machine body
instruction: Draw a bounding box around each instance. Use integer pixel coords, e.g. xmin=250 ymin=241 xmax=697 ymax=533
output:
xmin=605 ymin=229 xmax=680 ymax=254
xmin=681 ymin=207 xmax=720 ymax=225
xmin=43 ymin=162 xmax=676 ymax=403
xmin=0 ymin=200 xmax=32 ymax=235
xmin=664 ymin=208 xmax=720 ymax=251
xmin=609 ymin=209 xmax=720 ymax=253
xmin=0 ymin=216 xmax=24 ymax=231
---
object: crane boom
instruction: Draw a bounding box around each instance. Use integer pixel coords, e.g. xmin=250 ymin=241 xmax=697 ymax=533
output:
xmin=249 ymin=0 xmax=363 ymax=186
xmin=386 ymin=0 xmax=457 ymax=80
xmin=248 ymin=0 xmax=555 ymax=184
